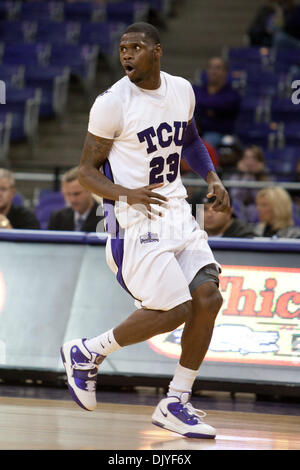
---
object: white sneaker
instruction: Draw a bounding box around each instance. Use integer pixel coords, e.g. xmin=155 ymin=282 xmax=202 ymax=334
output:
xmin=152 ymin=392 xmax=216 ymax=439
xmin=60 ymin=338 xmax=105 ymax=411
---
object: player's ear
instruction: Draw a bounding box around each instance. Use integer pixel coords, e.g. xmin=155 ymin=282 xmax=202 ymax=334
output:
xmin=155 ymin=43 xmax=162 ymax=58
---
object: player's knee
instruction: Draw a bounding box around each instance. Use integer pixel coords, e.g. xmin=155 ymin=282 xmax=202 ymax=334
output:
xmin=212 ymin=289 xmax=223 ymax=315
xmin=193 ymin=284 xmax=223 ymax=319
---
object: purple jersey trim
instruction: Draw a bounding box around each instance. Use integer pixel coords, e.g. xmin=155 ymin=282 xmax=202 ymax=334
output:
xmin=102 ymin=160 xmax=142 ymax=302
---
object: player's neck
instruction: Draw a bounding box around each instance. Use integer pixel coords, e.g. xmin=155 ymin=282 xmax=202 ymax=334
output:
xmin=136 ymin=70 xmax=161 ymax=91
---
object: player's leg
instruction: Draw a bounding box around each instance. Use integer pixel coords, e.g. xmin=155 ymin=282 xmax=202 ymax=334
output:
xmin=60 ymin=300 xmax=192 ymax=411
xmin=112 ymin=300 xmax=191 ymax=346
xmin=179 ymin=280 xmax=223 ymax=371
xmin=152 ymin=269 xmax=222 ymax=439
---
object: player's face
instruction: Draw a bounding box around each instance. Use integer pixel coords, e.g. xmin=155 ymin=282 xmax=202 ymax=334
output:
xmin=119 ymin=32 xmax=162 ymax=89
xmin=0 ymin=177 xmax=15 ymax=212
xmin=62 ymin=179 xmax=93 ymax=214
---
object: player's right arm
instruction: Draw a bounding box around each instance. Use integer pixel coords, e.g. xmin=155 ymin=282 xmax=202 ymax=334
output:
xmin=78 ymin=131 xmax=168 ymax=209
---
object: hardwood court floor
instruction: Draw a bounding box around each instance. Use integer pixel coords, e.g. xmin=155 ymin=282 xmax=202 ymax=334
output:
xmin=0 ymin=396 xmax=299 ymax=450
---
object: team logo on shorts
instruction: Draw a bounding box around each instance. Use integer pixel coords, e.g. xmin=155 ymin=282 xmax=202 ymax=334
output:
xmin=140 ymin=232 xmax=159 ymax=244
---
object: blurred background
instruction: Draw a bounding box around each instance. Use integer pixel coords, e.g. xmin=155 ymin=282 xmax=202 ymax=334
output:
xmin=0 ymin=0 xmax=300 ymax=406
xmin=0 ymin=0 xmax=300 ymax=232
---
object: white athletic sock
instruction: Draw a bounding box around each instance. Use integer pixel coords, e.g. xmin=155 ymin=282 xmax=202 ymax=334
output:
xmin=85 ymin=329 xmax=121 ymax=356
xmin=167 ymin=363 xmax=198 ymax=399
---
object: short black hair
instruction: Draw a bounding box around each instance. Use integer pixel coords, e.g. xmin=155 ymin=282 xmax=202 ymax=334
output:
xmin=123 ymin=22 xmax=160 ymax=45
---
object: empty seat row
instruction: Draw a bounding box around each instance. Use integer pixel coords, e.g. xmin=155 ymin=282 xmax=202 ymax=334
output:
xmin=0 ymin=0 xmax=152 ymax=24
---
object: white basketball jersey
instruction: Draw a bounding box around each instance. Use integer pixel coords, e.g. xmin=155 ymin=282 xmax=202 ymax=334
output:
xmin=88 ymin=71 xmax=195 ymax=200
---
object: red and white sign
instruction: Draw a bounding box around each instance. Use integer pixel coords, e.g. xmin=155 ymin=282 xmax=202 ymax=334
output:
xmin=147 ymin=265 xmax=300 ymax=367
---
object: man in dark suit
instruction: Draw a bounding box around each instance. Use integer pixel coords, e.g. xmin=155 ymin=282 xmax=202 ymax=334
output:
xmin=48 ymin=166 xmax=104 ymax=232
xmin=0 ymin=169 xmax=40 ymax=229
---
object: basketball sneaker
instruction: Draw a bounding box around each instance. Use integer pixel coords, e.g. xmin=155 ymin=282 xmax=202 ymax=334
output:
xmin=152 ymin=392 xmax=216 ymax=439
xmin=60 ymin=338 xmax=105 ymax=411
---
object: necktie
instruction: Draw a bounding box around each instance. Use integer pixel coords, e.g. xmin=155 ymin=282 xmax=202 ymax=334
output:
xmin=75 ymin=216 xmax=84 ymax=231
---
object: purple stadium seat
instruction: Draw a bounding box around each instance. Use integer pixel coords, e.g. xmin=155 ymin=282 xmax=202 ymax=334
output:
xmin=226 ymin=46 xmax=274 ymax=69
xmin=78 ymin=21 xmax=124 ymax=57
xmin=264 ymin=147 xmax=300 ymax=179
xmin=0 ymin=20 xmax=37 ymax=43
xmin=25 ymin=65 xmax=70 ymax=118
xmin=245 ymin=69 xmax=285 ymax=98
xmin=234 ymin=121 xmax=278 ymax=148
xmin=37 ymin=190 xmax=65 ymax=207
xmin=2 ymin=43 xmax=51 ymax=67
xmin=0 ymin=65 xmax=24 ymax=88
xmin=275 ymin=48 xmax=300 ymax=73
xmin=3 ymin=86 xmax=41 ymax=142
xmin=49 ymin=44 xmax=99 ymax=91
xmin=35 ymin=192 xmax=66 ymax=229
xmin=106 ymin=1 xmax=149 ymax=24
xmin=270 ymin=97 xmax=300 ymax=125
xmin=236 ymin=95 xmax=267 ymax=123
xmin=63 ymin=1 xmax=105 ymax=22
xmin=0 ymin=1 xmax=20 ymax=21
xmin=20 ymin=1 xmax=64 ymax=22
xmin=35 ymin=20 xmax=80 ymax=45
xmin=0 ymin=112 xmax=11 ymax=165
xmin=13 ymin=193 xmax=24 ymax=206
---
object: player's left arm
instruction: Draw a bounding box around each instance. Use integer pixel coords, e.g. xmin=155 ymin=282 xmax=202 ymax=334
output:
xmin=182 ymin=118 xmax=230 ymax=212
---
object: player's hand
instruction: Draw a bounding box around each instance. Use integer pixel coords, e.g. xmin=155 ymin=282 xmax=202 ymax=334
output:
xmin=125 ymin=183 xmax=168 ymax=219
xmin=206 ymin=180 xmax=230 ymax=212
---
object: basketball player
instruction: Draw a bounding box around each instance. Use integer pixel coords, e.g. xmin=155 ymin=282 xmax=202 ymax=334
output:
xmin=61 ymin=22 xmax=230 ymax=439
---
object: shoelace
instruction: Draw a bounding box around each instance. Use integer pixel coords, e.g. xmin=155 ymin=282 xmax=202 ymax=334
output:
xmin=72 ymin=362 xmax=97 ymax=371
xmin=184 ymin=402 xmax=207 ymax=421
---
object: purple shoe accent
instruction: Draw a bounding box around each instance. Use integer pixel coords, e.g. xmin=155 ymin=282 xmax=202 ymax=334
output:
xmin=184 ymin=432 xmax=215 ymax=439
xmin=60 ymin=340 xmax=106 ymax=411
xmin=167 ymin=402 xmax=199 ymax=426
xmin=60 ymin=347 xmax=91 ymax=411
xmin=67 ymin=383 xmax=91 ymax=411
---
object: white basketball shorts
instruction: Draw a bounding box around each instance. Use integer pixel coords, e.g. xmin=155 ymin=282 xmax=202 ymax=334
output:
xmin=105 ymin=198 xmax=220 ymax=311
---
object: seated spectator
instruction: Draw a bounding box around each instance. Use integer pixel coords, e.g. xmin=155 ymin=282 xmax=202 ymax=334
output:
xmin=248 ymin=0 xmax=300 ymax=48
xmin=0 ymin=169 xmax=40 ymax=229
xmin=48 ymin=166 xmax=104 ymax=232
xmin=247 ymin=0 xmax=278 ymax=46
xmin=254 ymin=186 xmax=300 ymax=238
xmin=193 ymin=57 xmax=241 ymax=147
xmin=217 ymin=134 xmax=244 ymax=178
xmin=229 ymin=145 xmax=272 ymax=222
xmin=189 ymin=191 xmax=256 ymax=238
xmin=273 ymin=0 xmax=300 ymax=49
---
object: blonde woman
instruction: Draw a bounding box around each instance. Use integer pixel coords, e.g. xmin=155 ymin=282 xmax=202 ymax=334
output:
xmin=255 ymin=186 xmax=300 ymax=238
xmin=230 ymin=145 xmax=272 ymax=223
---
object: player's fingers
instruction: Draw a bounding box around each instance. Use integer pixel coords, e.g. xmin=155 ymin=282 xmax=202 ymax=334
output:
xmin=145 ymin=204 xmax=160 ymax=220
xmin=146 ymin=183 xmax=164 ymax=190
xmin=212 ymin=193 xmax=229 ymax=211
xmin=148 ymin=205 xmax=164 ymax=217
xmin=147 ymin=190 xmax=168 ymax=202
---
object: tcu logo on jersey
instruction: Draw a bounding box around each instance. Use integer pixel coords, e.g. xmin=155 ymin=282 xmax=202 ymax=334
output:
xmin=137 ymin=121 xmax=187 ymax=185
xmin=137 ymin=121 xmax=187 ymax=154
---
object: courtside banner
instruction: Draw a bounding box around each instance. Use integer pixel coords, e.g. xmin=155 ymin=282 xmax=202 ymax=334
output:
xmin=147 ymin=265 xmax=300 ymax=367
